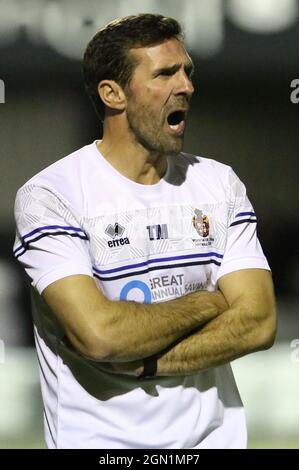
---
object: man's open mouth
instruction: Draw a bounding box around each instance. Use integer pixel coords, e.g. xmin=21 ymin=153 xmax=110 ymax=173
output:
xmin=167 ymin=110 xmax=186 ymax=134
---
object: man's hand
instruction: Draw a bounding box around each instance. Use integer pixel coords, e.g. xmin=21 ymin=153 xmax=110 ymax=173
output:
xmin=154 ymin=268 xmax=276 ymax=376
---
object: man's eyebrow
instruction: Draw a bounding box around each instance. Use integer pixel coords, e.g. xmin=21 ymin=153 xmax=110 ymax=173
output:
xmin=153 ymin=61 xmax=194 ymax=77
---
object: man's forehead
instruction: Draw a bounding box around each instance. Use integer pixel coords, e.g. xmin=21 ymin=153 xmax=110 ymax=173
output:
xmin=130 ymin=38 xmax=192 ymax=69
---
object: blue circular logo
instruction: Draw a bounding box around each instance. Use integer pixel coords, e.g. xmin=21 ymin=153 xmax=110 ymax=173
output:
xmin=119 ymin=280 xmax=152 ymax=304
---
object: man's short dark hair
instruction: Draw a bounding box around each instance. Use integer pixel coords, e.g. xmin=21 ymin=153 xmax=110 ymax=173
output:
xmin=82 ymin=14 xmax=183 ymax=121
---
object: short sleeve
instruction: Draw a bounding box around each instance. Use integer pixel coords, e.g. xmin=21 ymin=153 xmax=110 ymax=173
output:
xmin=13 ymin=184 xmax=93 ymax=294
xmin=216 ymin=168 xmax=270 ymax=282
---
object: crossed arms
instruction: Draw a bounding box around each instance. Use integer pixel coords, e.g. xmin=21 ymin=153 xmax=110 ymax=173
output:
xmin=42 ymin=268 xmax=277 ymax=377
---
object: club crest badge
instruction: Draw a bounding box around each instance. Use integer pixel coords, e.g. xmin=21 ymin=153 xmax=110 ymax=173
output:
xmin=192 ymin=209 xmax=210 ymax=238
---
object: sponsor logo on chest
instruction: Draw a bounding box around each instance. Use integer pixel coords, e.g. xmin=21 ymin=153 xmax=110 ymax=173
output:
xmin=146 ymin=223 xmax=169 ymax=240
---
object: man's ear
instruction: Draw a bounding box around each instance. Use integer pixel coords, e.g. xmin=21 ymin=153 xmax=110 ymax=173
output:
xmin=98 ymin=80 xmax=126 ymax=113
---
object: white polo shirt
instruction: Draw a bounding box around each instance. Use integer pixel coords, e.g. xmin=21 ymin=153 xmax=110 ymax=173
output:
xmin=13 ymin=141 xmax=270 ymax=449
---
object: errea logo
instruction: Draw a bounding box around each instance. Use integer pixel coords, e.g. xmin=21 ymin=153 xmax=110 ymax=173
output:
xmin=105 ymin=223 xmax=130 ymax=248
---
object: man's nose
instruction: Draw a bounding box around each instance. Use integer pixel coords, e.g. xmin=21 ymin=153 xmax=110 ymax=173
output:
xmin=175 ymin=72 xmax=194 ymax=98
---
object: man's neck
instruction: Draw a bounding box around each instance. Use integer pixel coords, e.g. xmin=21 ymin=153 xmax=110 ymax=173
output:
xmin=96 ymin=131 xmax=168 ymax=186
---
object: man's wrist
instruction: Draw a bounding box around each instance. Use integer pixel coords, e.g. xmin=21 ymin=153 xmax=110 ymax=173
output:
xmin=138 ymin=355 xmax=158 ymax=379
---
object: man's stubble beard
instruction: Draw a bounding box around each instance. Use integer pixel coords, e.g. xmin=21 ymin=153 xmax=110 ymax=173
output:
xmin=126 ymin=102 xmax=184 ymax=157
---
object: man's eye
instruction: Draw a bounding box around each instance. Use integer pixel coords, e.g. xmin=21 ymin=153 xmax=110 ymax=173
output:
xmin=158 ymin=70 xmax=175 ymax=77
